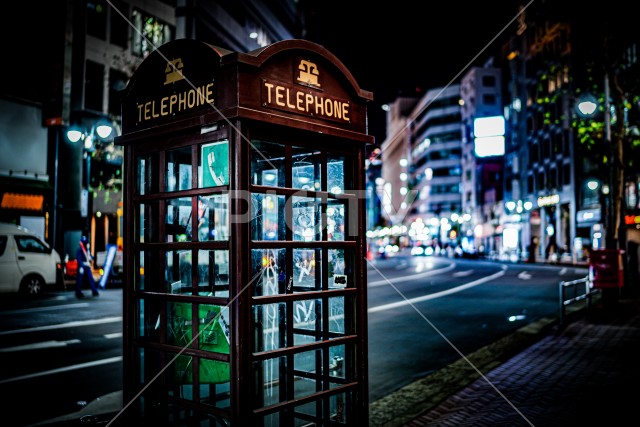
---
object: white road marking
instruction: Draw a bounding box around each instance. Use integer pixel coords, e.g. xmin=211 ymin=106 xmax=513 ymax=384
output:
xmin=452 ymin=270 xmax=474 ymax=277
xmin=0 ymin=339 xmax=81 ymax=352
xmin=368 ymin=267 xmax=507 ymax=313
xmin=104 ymin=332 xmax=122 ymax=339
xmin=0 ymin=316 xmax=122 ymax=336
xmin=0 ymin=303 xmax=90 ymax=315
xmin=0 ymin=356 xmax=122 ymax=384
xmin=517 ymin=271 xmax=532 ymax=280
xmin=368 ymin=263 xmax=456 ymax=287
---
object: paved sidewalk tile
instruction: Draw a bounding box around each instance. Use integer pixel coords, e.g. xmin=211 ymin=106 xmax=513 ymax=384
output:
xmin=405 ymin=299 xmax=640 ymax=426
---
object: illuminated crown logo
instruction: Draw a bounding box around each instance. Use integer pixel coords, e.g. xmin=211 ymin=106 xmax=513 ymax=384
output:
xmin=164 ymin=59 xmax=184 ymax=85
xmin=297 ymin=60 xmax=320 ymax=87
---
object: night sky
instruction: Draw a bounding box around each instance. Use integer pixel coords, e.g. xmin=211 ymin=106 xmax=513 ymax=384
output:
xmin=306 ymin=1 xmax=523 ymax=142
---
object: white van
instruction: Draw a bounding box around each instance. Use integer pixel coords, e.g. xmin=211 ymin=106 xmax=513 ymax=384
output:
xmin=0 ymin=222 xmax=63 ymax=295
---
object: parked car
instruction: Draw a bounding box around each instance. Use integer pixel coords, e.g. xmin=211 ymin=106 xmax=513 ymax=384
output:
xmin=0 ymin=222 xmax=63 ymax=295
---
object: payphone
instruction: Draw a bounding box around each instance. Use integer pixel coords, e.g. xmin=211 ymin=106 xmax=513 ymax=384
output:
xmin=117 ymin=39 xmax=372 ymax=425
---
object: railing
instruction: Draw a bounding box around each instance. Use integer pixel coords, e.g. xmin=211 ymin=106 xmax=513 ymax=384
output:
xmin=559 ymin=276 xmax=600 ymax=326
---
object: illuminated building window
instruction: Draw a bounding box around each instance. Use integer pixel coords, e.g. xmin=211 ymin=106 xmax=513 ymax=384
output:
xmin=132 ymin=9 xmax=174 ymax=58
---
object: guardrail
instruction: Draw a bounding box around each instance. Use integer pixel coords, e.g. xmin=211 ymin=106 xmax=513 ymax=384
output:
xmin=559 ymin=276 xmax=600 ymax=326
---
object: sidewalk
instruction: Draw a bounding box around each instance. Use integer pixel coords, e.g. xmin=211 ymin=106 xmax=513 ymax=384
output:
xmin=370 ymin=293 xmax=640 ymax=426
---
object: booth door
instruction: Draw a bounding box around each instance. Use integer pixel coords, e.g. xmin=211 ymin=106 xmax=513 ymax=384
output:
xmin=248 ymin=135 xmax=362 ymax=425
xmin=130 ymin=125 xmax=233 ymax=424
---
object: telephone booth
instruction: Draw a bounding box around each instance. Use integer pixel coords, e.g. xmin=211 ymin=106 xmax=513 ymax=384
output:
xmin=117 ymin=39 xmax=373 ymax=426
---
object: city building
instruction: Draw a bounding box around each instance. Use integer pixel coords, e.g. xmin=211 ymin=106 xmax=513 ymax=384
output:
xmin=405 ymin=84 xmax=463 ymax=251
xmin=459 ymin=63 xmax=504 ymax=258
xmin=499 ymin=2 xmax=576 ymax=264
xmin=1 ymin=0 xmax=304 ymax=266
xmin=379 ymin=96 xmax=419 ymax=227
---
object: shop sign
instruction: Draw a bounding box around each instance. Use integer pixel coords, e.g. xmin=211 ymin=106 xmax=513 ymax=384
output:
xmin=121 ymin=40 xmax=221 ymax=133
xmin=537 ymin=194 xmax=559 ymax=207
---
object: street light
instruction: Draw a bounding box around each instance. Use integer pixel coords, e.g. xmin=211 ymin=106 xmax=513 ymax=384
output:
xmin=64 ymin=120 xmax=118 ymax=238
xmin=575 ymin=74 xmax=615 ymax=248
xmin=576 ymin=93 xmax=598 ymax=118
xmin=66 ymin=120 xmax=115 ymax=150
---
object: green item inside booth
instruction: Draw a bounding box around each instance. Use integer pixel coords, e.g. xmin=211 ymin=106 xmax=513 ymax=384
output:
xmin=171 ymin=302 xmax=230 ymax=384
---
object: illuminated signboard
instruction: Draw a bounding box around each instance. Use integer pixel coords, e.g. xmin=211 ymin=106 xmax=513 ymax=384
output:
xmin=474 ymin=116 xmax=505 ymax=137
xmin=537 ymin=194 xmax=560 ymax=207
xmin=260 ymin=58 xmax=351 ymax=124
xmin=473 ymin=116 xmax=505 ymax=157
xmin=474 ymin=135 xmax=505 ymax=157
xmin=120 ymin=39 xmax=372 ymax=136
xmin=0 ymin=193 xmax=43 ymax=211
xmin=121 ymin=39 xmax=223 ymax=133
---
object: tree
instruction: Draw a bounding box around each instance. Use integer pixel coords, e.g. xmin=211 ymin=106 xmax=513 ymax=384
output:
xmin=570 ymin=2 xmax=640 ymax=289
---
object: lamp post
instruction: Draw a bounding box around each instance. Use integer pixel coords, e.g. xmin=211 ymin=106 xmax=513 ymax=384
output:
xmin=65 ymin=120 xmax=116 ymax=248
xmin=576 ymin=74 xmax=615 ymax=249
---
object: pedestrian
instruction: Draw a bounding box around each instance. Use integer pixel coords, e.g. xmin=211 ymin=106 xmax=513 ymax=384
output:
xmin=76 ymin=235 xmax=99 ymax=298
xmin=527 ymin=237 xmax=538 ymax=263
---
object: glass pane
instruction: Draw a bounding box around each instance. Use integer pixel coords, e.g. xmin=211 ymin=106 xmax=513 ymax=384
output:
xmin=293 ymin=248 xmax=321 ymax=291
xmin=199 ymin=140 xmax=229 ymax=187
xmin=250 ymin=193 xmax=286 ymax=241
xmin=327 ymin=155 xmax=347 ymax=194
xmin=136 ymin=250 xmax=160 ymax=291
xmin=328 ymin=249 xmax=350 ymax=289
xmin=166 ymin=146 xmax=192 ymax=191
xmin=292 ymin=146 xmax=321 ymax=191
xmin=293 ymin=349 xmax=323 ymax=399
xmin=326 ymin=199 xmax=346 ymax=241
xmin=329 ymin=344 xmax=347 ymax=380
xmin=293 ymin=298 xmax=322 ymax=346
xmin=329 ymin=391 xmax=351 ymax=424
xmin=165 ymin=197 xmax=192 ymax=242
xmin=197 ymin=250 xmax=230 ymax=297
xmin=138 ymin=202 xmax=159 ymax=243
xmin=169 ymin=352 xmax=194 ymax=393
xmin=136 ymin=250 xmax=146 ymax=290
xmin=329 ymin=296 xmax=347 ymax=335
xmin=253 ymin=302 xmax=287 ymax=351
xmin=291 ymin=196 xmax=321 ymax=241
xmin=251 ymin=140 xmax=285 ymax=187
xmin=199 ymin=381 xmax=231 ymax=409
xmin=197 ymin=194 xmax=229 ymax=241
xmin=139 ymin=298 xmax=161 ymax=341
xmin=251 ymin=249 xmax=286 ymax=296
xmin=136 ymin=153 xmax=158 ymax=195
xmin=165 ymin=250 xmax=192 ymax=293
xmin=253 ymin=355 xmax=287 ymax=409
xmin=259 ymin=412 xmax=281 ymax=426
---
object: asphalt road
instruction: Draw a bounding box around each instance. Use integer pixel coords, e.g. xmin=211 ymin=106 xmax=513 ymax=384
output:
xmin=0 ymin=255 xmax=589 ymax=425
xmin=366 ymin=254 xmax=589 ymax=402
